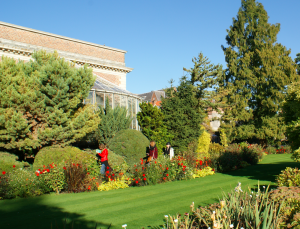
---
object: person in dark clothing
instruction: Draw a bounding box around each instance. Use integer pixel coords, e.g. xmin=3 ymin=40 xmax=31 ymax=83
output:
xmin=146 ymin=140 xmax=158 ymax=163
xmin=163 ymin=142 xmax=174 ymax=159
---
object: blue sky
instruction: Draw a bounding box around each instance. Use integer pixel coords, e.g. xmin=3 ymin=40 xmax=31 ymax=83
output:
xmin=1 ymin=0 xmax=299 ymax=94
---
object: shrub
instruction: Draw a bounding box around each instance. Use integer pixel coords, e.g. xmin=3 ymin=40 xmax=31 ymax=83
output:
xmin=41 ymin=163 xmax=66 ymax=194
xmin=0 ymin=169 xmax=50 ymax=199
xmin=108 ymin=129 xmax=149 ymax=166
xmin=196 ymin=126 xmax=211 ymax=159
xmin=220 ymin=129 xmax=228 ymax=147
xmin=192 ymin=166 xmax=215 ymax=178
xmin=270 ymin=186 xmax=300 ymax=228
xmin=208 ymin=143 xmax=224 ymax=160
xmin=218 ymin=151 xmax=242 ymax=172
xmin=276 ymin=167 xmax=300 ymax=187
xmin=33 ymin=146 xmax=100 ymax=177
xmin=108 ymin=150 xmax=128 ymax=173
xmin=265 ymin=145 xmax=277 ymax=154
xmin=98 ymin=177 xmax=130 ymax=191
xmin=241 ymin=144 xmax=264 ymax=165
xmin=0 ymin=152 xmax=29 ymax=172
xmin=292 ymin=147 xmax=300 ymax=162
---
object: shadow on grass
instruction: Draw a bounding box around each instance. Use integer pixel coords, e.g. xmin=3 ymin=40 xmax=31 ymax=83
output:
xmin=0 ymin=195 xmax=111 ymax=229
xmin=222 ymin=160 xmax=299 ymax=183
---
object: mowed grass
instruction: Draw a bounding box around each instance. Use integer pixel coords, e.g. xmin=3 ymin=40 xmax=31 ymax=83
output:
xmin=0 ymin=154 xmax=298 ymax=229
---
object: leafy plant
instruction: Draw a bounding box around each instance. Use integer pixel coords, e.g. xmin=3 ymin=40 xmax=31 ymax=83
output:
xmin=276 ymin=167 xmax=300 ymax=187
xmin=196 ymin=126 xmax=211 ymax=159
xmin=0 ymin=152 xmax=28 ymax=172
xmin=41 ymin=163 xmax=66 ymax=194
xmin=292 ymin=147 xmax=300 ymax=162
xmin=108 ymin=129 xmax=149 ymax=166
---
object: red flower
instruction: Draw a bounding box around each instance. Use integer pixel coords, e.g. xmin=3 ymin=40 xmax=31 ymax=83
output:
xmin=163 ymin=177 xmax=166 ymax=180
xmin=2 ymin=171 xmax=6 ymax=175
xmin=35 ymin=172 xmax=40 ymax=177
xmin=133 ymin=178 xmax=135 ymax=180
xmin=135 ymin=169 xmax=138 ymax=172
xmin=136 ymin=180 xmax=138 ymax=184
xmin=106 ymin=171 xmax=109 ymax=174
xmin=142 ymin=167 xmax=144 ymax=170
xmin=46 ymin=169 xmax=50 ymax=173
xmin=166 ymin=174 xmax=169 ymax=177
xmin=178 ymin=163 xmax=180 ymax=165
xmin=63 ymin=167 xmax=66 ymax=170
xmin=142 ymin=174 xmax=145 ymax=177
xmin=155 ymin=161 xmax=157 ymax=164
xmin=76 ymin=164 xmax=79 ymax=167
xmin=38 ymin=169 xmax=41 ymax=171
xmin=183 ymin=165 xmax=186 ymax=168
xmin=134 ymin=165 xmax=136 ymax=167
xmin=183 ymin=168 xmax=185 ymax=171
xmin=43 ymin=165 xmax=46 ymax=168
xmin=143 ymin=177 xmax=146 ymax=181
xmin=93 ymin=177 xmax=95 ymax=179
xmin=166 ymin=167 xmax=169 ymax=170
xmin=88 ymin=186 xmax=91 ymax=190
xmin=181 ymin=163 xmax=183 ymax=166
xmin=112 ymin=174 xmax=115 ymax=176
xmin=107 ymin=166 xmax=109 ymax=170
xmin=13 ymin=165 xmax=16 ymax=168
xmin=87 ymin=172 xmax=90 ymax=175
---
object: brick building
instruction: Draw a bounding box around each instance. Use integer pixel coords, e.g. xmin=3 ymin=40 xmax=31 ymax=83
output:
xmin=0 ymin=21 xmax=142 ymax=129
xmin=138 ymin=90 xmax=166 ymax=107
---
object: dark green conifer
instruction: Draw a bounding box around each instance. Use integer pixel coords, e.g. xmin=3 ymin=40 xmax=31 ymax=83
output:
xmin=161 ymin=77 xmax=204 ymax=152
xmin=221 ymin=0 xmax=298 ymax=145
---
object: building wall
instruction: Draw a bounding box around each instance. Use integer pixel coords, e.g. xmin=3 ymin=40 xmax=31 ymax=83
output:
xmin=0 ymin=21 xmax=132 ymax=89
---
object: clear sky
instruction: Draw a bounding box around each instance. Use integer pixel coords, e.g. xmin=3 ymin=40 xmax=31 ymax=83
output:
xmin=1 ymin=0 xmax=299 ymax=94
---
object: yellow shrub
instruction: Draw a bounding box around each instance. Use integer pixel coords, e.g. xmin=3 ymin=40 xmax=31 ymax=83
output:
xmin=197 ymin=126 xmax=211 ymax=159
xmin=192 ymin=166 xmax=215 ymax=178
xmin=98 ymin=177 xmax=130 ymax=191
xmin=220 ymin=129 xmax=228 ymax=147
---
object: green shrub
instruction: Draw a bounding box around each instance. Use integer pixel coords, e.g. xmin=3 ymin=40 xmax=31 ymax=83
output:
xmin=33 ymin=146 xmax=99 ymax=177
xmin=0 ymin=152 xmax=28 ymax=172
xmin=0 ymin=169 xmax=50 ymax=199
xmin=292 ymin=147 xmax=300 ymax=162
xmin=241 ymin=144 xmax=264 ymax=165
xmin=208 ymin=143 xmax=224 ymax=160
xmin=270 ymin=186 xmax=300 ymax=228
xmin=108 ymin=150 xmax=128 ymax=173
xmin=276 ymin=167 xmax=300 ymax=187
xmin=108 ymin=129 xmax=149 ymax=166
xmin=266 ymin=145 xmax=277 ymax=154
xmin=41 ymin=163 xmax=66 ymax=194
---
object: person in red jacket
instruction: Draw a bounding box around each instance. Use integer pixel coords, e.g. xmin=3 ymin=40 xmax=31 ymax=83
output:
xmin=96 ymin=144 xmax=109 ymax=175
xmin=146 ymin=140 xmax=158 ymax=163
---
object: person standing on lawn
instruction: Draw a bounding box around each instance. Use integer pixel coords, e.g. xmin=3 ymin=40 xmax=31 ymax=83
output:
xmin=96 ymin=144 xmax=109 ymax=175
xmin=146 ymin=140 xmax=158 ymax=163
xmin=163 ymin=142 xmax=174 ymax=160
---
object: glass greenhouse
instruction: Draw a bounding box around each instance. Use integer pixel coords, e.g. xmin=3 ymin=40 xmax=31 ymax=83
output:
xmin=84 ymin=75 xmax=143 ymax=130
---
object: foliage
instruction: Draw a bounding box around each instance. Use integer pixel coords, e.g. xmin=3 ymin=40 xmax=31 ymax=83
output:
xmin=107 ymin=150 xmax=128 ymax=172
xmin=282 ymin=81 xmax=300 ymax=151
xmin=183 ymin=52 xmax=225 ymax=111
xmin=0 ymin=152 xmax=28 ymax=172
xmin=218 ymin=143 xmax=263 ymax=172
xmin=265 ymin=145 xmax=277 ymax=155
xmin=0 ymin=51 xmax=100 ymax=150
xmin=160 ymin=184 xmax=283 ymax=229
xmin=64 ymin=163 xmax=97 ymax=193
xmin=41 ymin=163 xmax=66 ymax=194
xmin=108 ymin=129 xmax=149 ymax=166
xmin=97 ymin=177 xmax=130 ymax=191
xmin=161 ymin=77 xmax=204 ymax=152
xmin=196 ymin=126 xmax=211 ymax=159
xmin=208 ymin=143 xmax=225 ymax=161
xmin=183 ymin=141 xmax=198 ymax=170
xmin=220 ymin=0 xmax=298 ymax=145
xmin=95 ymin=98 xmax=132 ymax=145
xmin=0 ymin=169 xmax=50 ymax=199
xmin=296 ymin=53 xmax=300 ymax=75
xmin=292 ymin=147 xmax=300 ymax=162
xmin=276 ymin=167 xmax=300 ymax=187
xmin=33 ymin=146 xmax=100 ymax=177
xmin=137 ymin=102 xmax=173 ymax=154
xmin=192 ymin=166 xmax=215 ymax=178
xmin=270 ymin=186 xmax=300 ymax=228
xmin=220 ymin=129 xmax=228 ymax=147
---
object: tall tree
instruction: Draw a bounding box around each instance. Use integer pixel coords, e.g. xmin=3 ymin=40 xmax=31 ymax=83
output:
xmin=161 ymin=77 xmax=204 ymax=152
xmin=221 ymin=0 xmax=298 ymax=145
xmin=0 ymin=51 xmax=100 ymax=150
xmin=137 ymin=102 xmax=173 ymax=153
xmin=295 ymin=53 xmax=300 ymax=75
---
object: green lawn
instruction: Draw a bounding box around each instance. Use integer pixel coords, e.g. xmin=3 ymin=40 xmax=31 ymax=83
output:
xmin=0 ymin=154 xmax=298 ymax=229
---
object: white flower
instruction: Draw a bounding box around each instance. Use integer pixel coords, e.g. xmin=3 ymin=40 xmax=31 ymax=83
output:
xmin=250 ymin=195 xmax=252 ymax=197
xmin=213 ymin=211 xmax=215 ymax=214
xmin=122 ymin=224 xmax=127 ymax=228
xmin=230 ymin=224 xmax=234 ymax=228
xmin=174 ymin=219 xmax=178 ymax=223
xmin=164 ymin=215 xmax=168 ymax=218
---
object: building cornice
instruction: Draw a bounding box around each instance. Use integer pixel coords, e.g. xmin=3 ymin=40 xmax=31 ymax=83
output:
xmin=0 ymin=46 xmax=133 ymax=73
xmin=0 ymin=21 xmax=127 ymax=54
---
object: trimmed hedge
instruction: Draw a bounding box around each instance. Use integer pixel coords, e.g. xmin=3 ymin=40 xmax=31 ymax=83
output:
xmin=0 ymin=152 xmax=28 ymax=172
xmin=108 ymin=129 xmax=149 ymax=166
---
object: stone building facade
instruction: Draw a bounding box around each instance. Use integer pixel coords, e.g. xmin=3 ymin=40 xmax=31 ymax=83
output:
xmin=0 ymin=21 xmax=142 ymax=130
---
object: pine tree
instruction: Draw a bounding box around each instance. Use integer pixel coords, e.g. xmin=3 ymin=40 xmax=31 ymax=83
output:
xmin=0 ymin=51 xmax=100 ymax=150
xmin=136 ymin=102 xmax=173 ymax=153
xmin=95 ymin=98 xmax=132 ymax=145
xmin=161 ymin=77 xmax=204 ymax=152
xmin=221 ymin=0 xmax=299 ymax=145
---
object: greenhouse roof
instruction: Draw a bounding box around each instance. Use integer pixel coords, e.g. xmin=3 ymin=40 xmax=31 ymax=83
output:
xmin=92 ymin=75 xmax=142 ymax=99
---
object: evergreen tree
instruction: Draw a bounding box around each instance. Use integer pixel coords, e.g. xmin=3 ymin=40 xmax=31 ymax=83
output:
xmin=0 ymin=51 xmax=100 ymax=150
xmin=221 ymin=0 xmax=298 ymax=145
xmin=95 ymin=98 xmax=132 ymax=145
xmin=295 ymin=53 xmax=300 ymax=75
xmin=136 ymin=102 xmax=173 ymax=153
xmin=161 ymin=77 xmax=204 ymax=152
